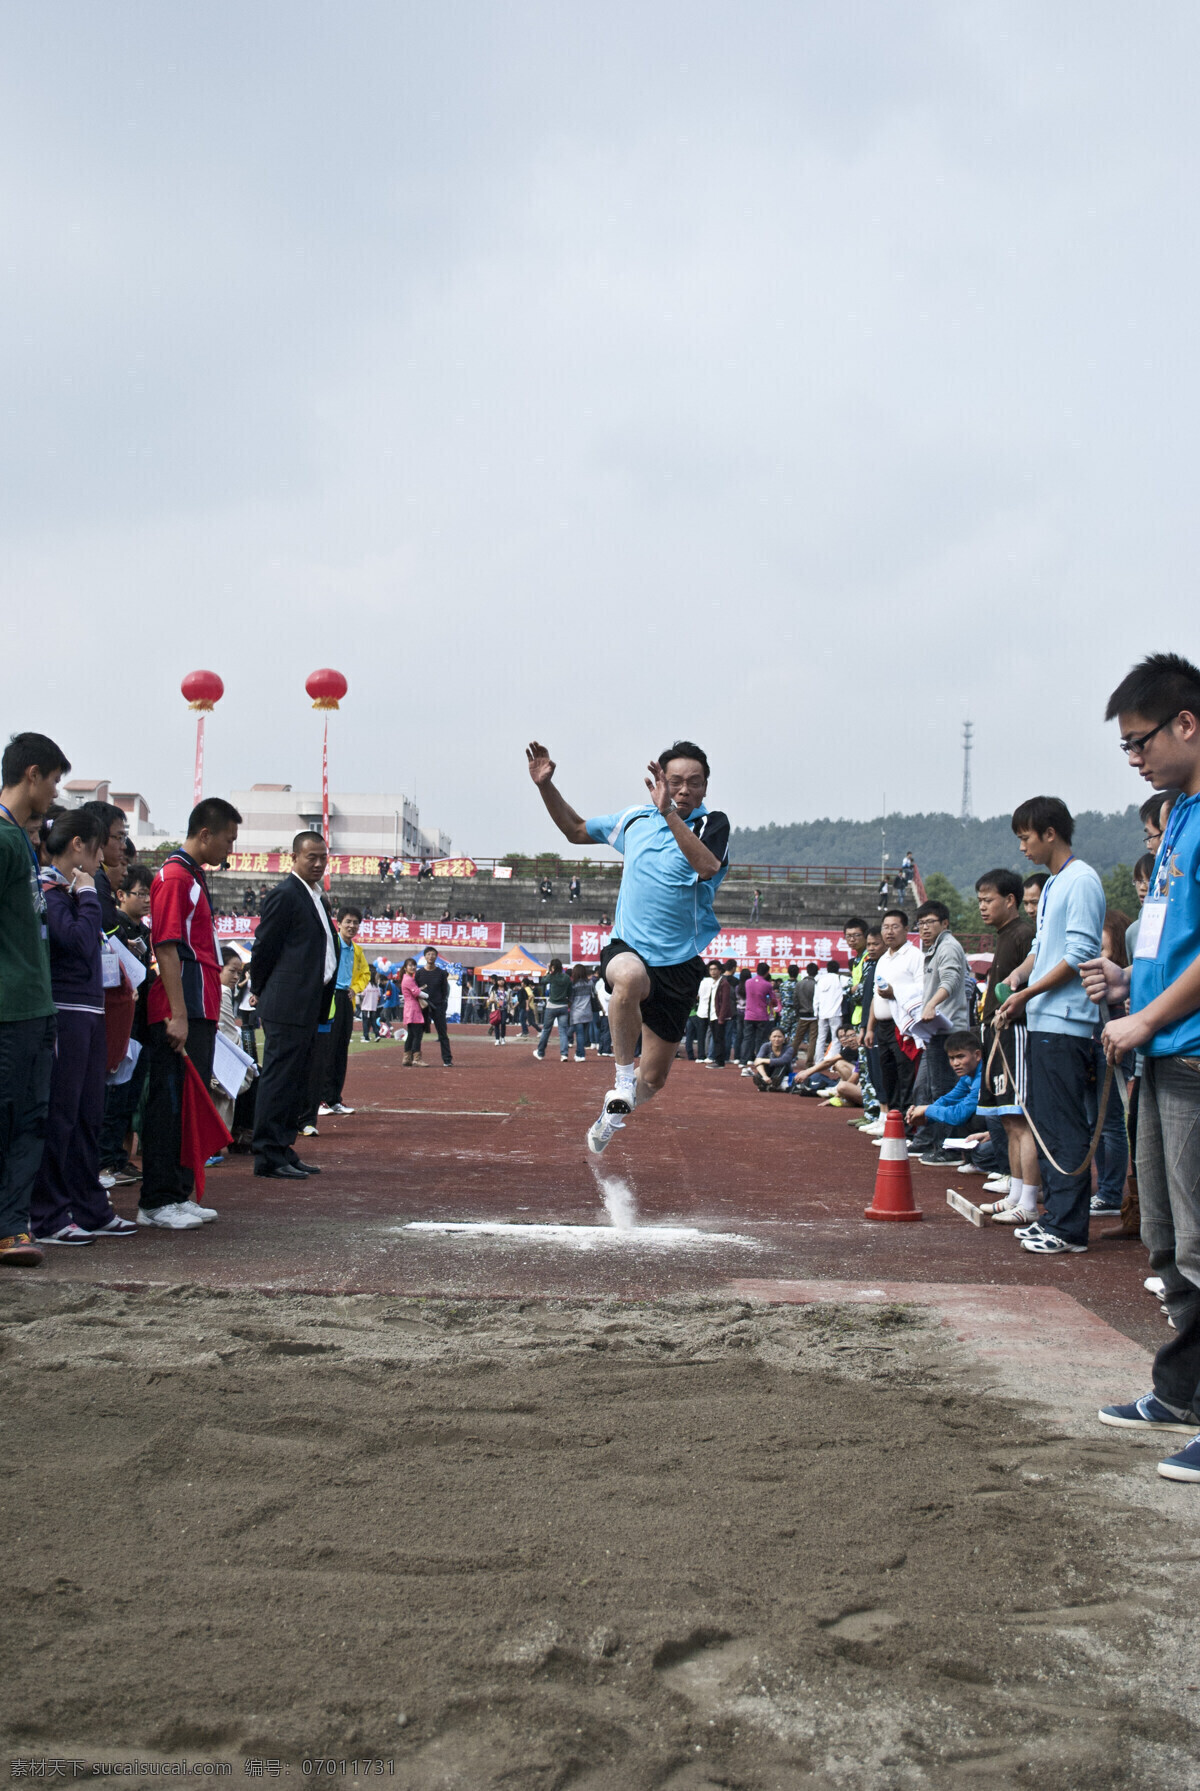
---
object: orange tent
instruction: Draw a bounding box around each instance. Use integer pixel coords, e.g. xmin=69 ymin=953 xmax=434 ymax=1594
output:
xmin=477 ymin=943 xmax=548 ymax=977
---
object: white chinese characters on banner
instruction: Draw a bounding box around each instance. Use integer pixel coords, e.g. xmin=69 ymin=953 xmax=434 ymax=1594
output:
xmin=568 ymin=924 xmax=850 ymax=967
xmin=215 ymin=917 xmax=505 ymax=950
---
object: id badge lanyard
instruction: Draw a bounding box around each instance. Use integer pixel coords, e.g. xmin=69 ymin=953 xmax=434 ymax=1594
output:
xmin=1136 ymin=794 xmax=1198 ymax=961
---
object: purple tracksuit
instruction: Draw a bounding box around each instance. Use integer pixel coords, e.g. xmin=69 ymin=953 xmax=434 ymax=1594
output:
xmin=30 ymin=873 xmax=117 ymax=1237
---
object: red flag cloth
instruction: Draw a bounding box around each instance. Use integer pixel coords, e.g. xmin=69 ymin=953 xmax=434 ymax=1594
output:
xmin=181 ymin=1056 xmax=232 ymax=1198
xmin=897 ymin=1030 xmax=923 ymax=1064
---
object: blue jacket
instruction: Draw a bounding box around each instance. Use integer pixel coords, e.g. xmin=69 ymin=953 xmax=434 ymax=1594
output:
xmin=926 ymin=1064 xmax=981 ymax=1128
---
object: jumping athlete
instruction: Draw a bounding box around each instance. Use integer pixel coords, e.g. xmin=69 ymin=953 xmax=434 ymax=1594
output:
xmin=525 ymin=740 xmax=730 ymax=1154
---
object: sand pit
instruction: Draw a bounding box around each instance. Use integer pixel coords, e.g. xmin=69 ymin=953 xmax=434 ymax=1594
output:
xmin=4 ymin=1282 xmax=1200 ymax=1788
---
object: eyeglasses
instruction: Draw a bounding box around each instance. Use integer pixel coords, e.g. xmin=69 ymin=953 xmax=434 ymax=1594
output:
xmin=1119 ymin=715 xmax=1178 ymax=756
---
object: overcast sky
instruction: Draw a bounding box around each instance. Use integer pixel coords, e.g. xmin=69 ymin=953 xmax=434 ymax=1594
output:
xmin=3 ymin=2 xmax=1196 ymax=852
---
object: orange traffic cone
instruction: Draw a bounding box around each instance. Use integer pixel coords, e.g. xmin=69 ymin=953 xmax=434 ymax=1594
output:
xmin=865 ymin=1109 xmax=922 ymax=1222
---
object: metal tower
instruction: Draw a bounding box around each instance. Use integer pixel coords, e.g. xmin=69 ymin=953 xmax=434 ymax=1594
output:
xmin=960 ymin=721 xmax=974 ymax=821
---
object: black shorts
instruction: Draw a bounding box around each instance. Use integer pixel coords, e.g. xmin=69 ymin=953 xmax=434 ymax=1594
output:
xmin=599 ymin=937 xmax=706 ymax=1045
xmin=977 ymin=1021 xmax=1026 ymax=1116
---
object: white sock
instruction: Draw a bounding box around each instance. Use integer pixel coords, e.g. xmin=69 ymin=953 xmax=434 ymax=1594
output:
xmin=1009 ymin=1179 xmax=1037 ymax=1214
xmin=615 ymin=1062 xmax=637 ymax=1099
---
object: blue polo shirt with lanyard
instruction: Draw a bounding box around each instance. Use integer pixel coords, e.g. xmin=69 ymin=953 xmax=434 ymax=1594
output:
xmin=1131 ymin=792 xmax=1200 ymax=1057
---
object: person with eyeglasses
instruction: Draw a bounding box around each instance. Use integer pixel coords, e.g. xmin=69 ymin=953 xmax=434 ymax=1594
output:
xmin=993 ymin=795 xmax=1105 ymax=1257
xmin=1081 ymin=654 xmax=1200 ymax=1486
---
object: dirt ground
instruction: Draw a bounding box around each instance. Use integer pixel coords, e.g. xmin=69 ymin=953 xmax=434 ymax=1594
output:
xmin=4 ymin=1283 xmax=1200 ymax=1790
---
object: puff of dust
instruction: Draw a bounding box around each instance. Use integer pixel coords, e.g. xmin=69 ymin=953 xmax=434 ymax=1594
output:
xmin=589 ymin=1159 xmax=637 ymax=1230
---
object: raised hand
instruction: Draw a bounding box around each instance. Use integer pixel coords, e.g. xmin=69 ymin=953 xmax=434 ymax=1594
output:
xmin=645 ymin=759 xmax=671 ymax=814
xmin=526 ymin=741 xmax=556 ymax=787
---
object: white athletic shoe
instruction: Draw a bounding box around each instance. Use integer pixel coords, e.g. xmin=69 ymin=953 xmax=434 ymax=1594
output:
xmin=178 ymin=1198 xmax=218 ymax=1223
xmin=982 ymin=1174 xmax=1011 ymax=1195
xmin=137 ymin=1203 xmax=204 ymax=1230
xmin=587 ymin=1091 xmax=633 ymax=1157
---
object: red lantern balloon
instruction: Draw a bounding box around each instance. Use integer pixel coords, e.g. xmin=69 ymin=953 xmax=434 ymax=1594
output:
xmin=306 ymin=668 xmax=348 ymax=711
xmin=181 ymin=669 xmax=224 ymax=713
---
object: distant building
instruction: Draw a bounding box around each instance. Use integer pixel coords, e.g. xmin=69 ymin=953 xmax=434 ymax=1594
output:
xmin=61 ymin=781 xmax=171 ymax=852
xmin=229 ymin=786 xmax=443 ymax=860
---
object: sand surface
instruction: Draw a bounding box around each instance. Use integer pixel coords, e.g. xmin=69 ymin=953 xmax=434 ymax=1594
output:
xmin=3 ymin=1283 xmax=1199 ymax=1789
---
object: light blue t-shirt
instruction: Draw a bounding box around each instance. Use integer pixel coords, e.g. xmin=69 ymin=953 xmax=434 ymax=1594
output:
xmin=335 ymin=939 xmax=354 ymax=991
xmin=1027 ymin=856 xmax=1105 ymax=1038
xmin=584 ymin=802 xmax=730 ymax=967
xmin=1131 ymin=792 xmax=1200 ymax=1058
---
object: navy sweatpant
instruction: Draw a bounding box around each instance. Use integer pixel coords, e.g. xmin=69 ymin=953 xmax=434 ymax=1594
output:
xmin=30 ymin=1009 xmax=115 ymax=1236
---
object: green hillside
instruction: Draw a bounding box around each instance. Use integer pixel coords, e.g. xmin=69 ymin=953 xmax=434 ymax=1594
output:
xmin=730 ymin=807 xmax=1144 ymax=893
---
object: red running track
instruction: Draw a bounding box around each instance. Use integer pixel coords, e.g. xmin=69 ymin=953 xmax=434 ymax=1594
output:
xmin=37 ymin=1028 xmax=1163 ymax=1351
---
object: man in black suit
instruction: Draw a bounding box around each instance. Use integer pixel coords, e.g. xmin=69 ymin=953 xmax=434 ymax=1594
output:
xmin=250 ymin=831 xmax=338 ymax=1179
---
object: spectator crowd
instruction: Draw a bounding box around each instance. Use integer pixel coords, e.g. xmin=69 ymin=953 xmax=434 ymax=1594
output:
xmin=3 ymin=652 xmax=1200 ymax=1484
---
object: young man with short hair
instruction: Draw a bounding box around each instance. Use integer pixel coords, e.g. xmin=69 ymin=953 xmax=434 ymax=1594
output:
xmin=840 ymin=920 xmax=869 ymax=1028
xmin=415 ymin=943 xmax=454 ymax=1068
xmin=140 ymin=797 xmax=242 ymax=1228
xmin=314 ymin=908 xmax=370 ymax=1116
xmin=994 ymin=797 xmax=1105 ymax=1255
xmin=790 ymin=962 xmax=818 ymax=1064
xmin=863 ymin=910 xmax=924 ymax=1115
xmin=1084 ymin=654 xmax=1200 ymax=1481
xmin=1022 ymin=871 xmax=1048 ymax=923
xmin=909 ymin=899 xmax=970 ymax=1164
xmin=98 ymin=862 xmax=155 ymax=1186
xmin=527 ymin=739 xmax=729 ymax=1155
xmin=906 ymin=1031 xmax=982 ymax=1148
xmin=0 ymin=732 xmax=71 ymax=1266
xmin=971 ymin=867 xmax=1039 ymax=1222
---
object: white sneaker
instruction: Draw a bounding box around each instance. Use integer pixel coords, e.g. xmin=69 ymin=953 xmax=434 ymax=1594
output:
xmin=982 ymin=1174 xmax=1011 ymax=1195
xmin=317 ymin=1103 xmax=336 ymax=1116
xmin=37 ymin=1223 xmax=95 ymax=1246
xmin=331 ymin=1102 xmax=355 ymax=1115
xmin=137 ymin=1203 xmax=204 ymax=1230
xmin=740 ymin=1067 xmax=754 ymax=1078
xmin=178 ymin=1198 xmax=218 ymax=1223
xmin=863 ymin=1119 xmax=886 ymax=1136
xmin=587 ymin=1091 xmax=633 ymax=1157
xmin=1145 ymin=1276 xmax=1166 ymax=1298
xmin=98 ymin=1171 xmax=117 ymax=1189
xmin=301 ymin=1124 xmax=319 ymax=1136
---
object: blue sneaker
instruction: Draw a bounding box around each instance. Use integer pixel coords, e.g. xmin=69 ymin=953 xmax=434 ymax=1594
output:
xmin=1158 ymin=1436 xmax=1200 ymax=1482
xmin=1099 ymin=1393 xmax=1199 ymax=1434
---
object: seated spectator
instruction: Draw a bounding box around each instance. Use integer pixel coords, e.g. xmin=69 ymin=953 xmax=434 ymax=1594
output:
xmin=906 ymin=1031 xmax=982 ymax=1164
xmin=750 ymin=1028 xmax=795 ymax=1091
xmin=793 ymin=1023 xmax=861 ymax=1098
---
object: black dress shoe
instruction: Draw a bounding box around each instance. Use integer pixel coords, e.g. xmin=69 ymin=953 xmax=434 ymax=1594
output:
xmin=290 ymin=1159 xmax=322 ymax=1174
xmin=254 ymin=1163 xmax=309 ymax=1179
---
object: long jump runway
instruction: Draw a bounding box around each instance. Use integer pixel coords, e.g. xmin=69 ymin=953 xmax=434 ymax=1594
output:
xmin=42 ymin=1029 xmax=1161 ymax=1345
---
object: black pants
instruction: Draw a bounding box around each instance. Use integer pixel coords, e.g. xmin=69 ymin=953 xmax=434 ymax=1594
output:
xmin=741 ymin=1020 xmax=772 ymax=1065
xmin=0 ymin=1013 xmax=56 ymax=1238
xmin=1026 ymin=1030 xmax=1093 ymax=1247
xmin=98 ymin=1048 xmax=148 ymax=1171
xmin=141 ymin=1019 xmax=217 ymax=1209
xmin=313 ymin=989 xmax=356 ymax=1107
xmin=253 ymin=1018 xmax=318 ymax=1170
xmin=911 ymin=1033 xmax=958 ymax=1150
xmin=705 ymin=1019 xmax=727 ymax=1066
xmin=425 ymin=1004 xmax=453 ymax=1064
xmin=875 ymin=1017 xmax=917 ymax=1113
